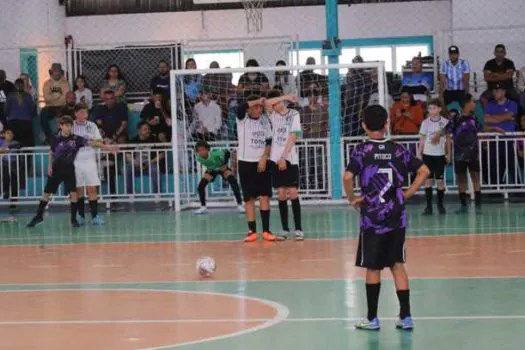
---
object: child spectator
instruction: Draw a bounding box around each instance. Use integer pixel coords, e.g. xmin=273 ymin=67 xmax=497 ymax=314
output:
xmin=0 ymin=128 xmax=22 ymax=209
xmin=74 ymin=75 xmax=93 ymax=110
xmin=192 ymin=89 xmax=222 ymax=141
xmin=140 ymin=88 xmax=171 ymax=142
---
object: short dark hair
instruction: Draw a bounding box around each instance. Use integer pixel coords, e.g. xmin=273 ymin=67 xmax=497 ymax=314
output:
xmin=152 ymin=87 xmax=165 ymax=96
xmin=428 ymin=99 xmax=442 ymax=108
xmin=195 ymin=140 xmax=211 ymax=151
xmin=459 ymin=93 xmax=473 ymax=109
xmin=59 ymin=115 xmax=74 ymax=125
xmin=246 ymin=95 xmax=261 ymax=102
xmin=245 ymin=59 xmax=259 ymax=67
xmin=363 ymin=105 xmax=388 ymax=132
xmin=266 ymin=89 xmax=282 ymax=99
xmin=137 ymin=120 xmax=149 ymax=129
xmin=495 ymin=44 xmax=506 ymax=51
xmin=74 ymin=103 xmax=89 ymax=112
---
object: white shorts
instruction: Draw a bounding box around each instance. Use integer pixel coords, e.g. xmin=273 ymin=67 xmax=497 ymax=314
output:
xmin=74 ymin=160 xmax=101 ymax=187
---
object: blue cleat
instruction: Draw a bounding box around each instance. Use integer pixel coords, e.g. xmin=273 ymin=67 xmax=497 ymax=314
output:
xmin=396 ymin=316 xmax=414 ymax=330
xmin=92 ymin=215 xmax=105 ymax=226
xmin=76 ymin=215 xmax=85 ymax=226
xmin=355 ymin=317 xmax=380 ymax=331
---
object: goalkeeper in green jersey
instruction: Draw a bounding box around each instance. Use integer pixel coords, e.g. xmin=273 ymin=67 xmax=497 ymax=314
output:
xmin=194 ymin=140 xmax=245 ymax=215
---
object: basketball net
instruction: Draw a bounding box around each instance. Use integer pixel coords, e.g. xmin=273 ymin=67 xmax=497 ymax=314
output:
xmin=242 ymin=0 xmax=264 ymax=33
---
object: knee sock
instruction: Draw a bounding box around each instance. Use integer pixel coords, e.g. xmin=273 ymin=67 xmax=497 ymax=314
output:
xmin=70 ymin=201 xmax=78 ymax=221
xmin=366 ymin=283 xmax=381 ymax=321
xmin=396 ymin=289 xmax=411 ymax=319
xmin=459 ymin=192 xmax=468 ymax=206
xmin=425 ymin=187 xmax=432 ymax=208
xmin=36 ymin=200 xmax=48 ymax=218
xmin=260 ymin=210 xmax=270 ymax=232
xmin=474 ymin=191 xmax=481 ymax=207
xmin=77 ymin=197 xmax=85 ymax=217
xmin=227 ymin=176 xmax=243 ymax=205
xmin=197 ymin=178 xmax=209 ymax=207
xmin=278 ymin=200 xmax=289 ymax=232
xmin=89 ymin=200 xmax=98 ymax=218
xmin=248 ymin=220 xmax=256 ymax=233
xmin=437 ymin=189 xmax=445 ymax=206
xmin=291 ymin=197 xmax=302 ymax=231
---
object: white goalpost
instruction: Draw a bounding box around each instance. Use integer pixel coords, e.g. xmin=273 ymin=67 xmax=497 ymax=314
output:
xmin=170 ymin=62 xmax=387 ymax=212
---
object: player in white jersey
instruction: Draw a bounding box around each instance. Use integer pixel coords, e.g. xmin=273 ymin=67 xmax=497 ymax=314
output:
xmin=73 ymin=103 xmax=105 ymax=225
xmin=265 ymin=90 xmax=304 ymax=241
xmin=237 ymin=95 xmax=280 ymax=243
xmin=417 ymin=99 xmax=451 ymax=215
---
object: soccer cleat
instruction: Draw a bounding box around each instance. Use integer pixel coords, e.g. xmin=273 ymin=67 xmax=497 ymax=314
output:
xmin=76 ymin=215 xmax=85 ymax=226
xmin=244 ymin=232 xmax=257 ymax=242
xmin=262 ymin=231 xmax=284 ymax=241
xmin=355 ymin=317 xmax=380 ymax=331
xmin=237 ymin=205 xmax=246 ymax=213
xmin=27 ymin=216 xmax=43 ymax=228
xmin=194 ymin=206 xmax=207 ymax=215
xmin=422 ymin=207 xmax=433 ymax=215
xmin=396 ymin=316 xmax=414 ymax=330
xmin=295 ymin=230 xmax=304 ymax=241
xmin=455 ymin=206 xmax=468 ymax=214
xmin=92 ymin=215 xmax=105 ymax=226
xmin=277 ymin=230 xmax=290 ymax=240
xmin=437 ymin=204 xmax=446 ymax=215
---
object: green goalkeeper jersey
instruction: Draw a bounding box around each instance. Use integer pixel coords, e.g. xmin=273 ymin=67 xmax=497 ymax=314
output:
xmin=196 ymin=149 xmax=228 ymax=170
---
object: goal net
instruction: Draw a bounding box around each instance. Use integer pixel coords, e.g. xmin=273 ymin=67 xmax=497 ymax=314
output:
xmin=170 ymin=62 xmax=387 ymax=212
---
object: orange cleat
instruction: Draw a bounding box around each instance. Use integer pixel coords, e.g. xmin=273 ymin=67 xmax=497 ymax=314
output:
xmin=262 ymin=231 xmax=284 ymax=241
xmin=244 ymin=232 xmax=258 ymax=242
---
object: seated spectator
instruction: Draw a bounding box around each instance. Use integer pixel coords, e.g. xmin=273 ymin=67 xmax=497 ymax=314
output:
xmin=237 ymin=59 xmax=270 ymax=101
xmin=19 ymin=73 xmax=36 ymax=100
xmin=74 ymin=75 xmax=93 ymax=110
xmin=150 ymin=60 xmax=171 ymax=98
xmin=0 ymin=128 xmax=22 ymax=208
xmin=481 ymin=44 xmax=518 ymax=106
xmin=390 ymin=91 xmax=424 ymax=135
xmin=100 ymin=64 xmax=127 ymax=104
xmin=517 ymin=65 xmax=525 ymax=111
xmin=439 ymin=45 xmax=470 ymax=106
xmin=4 ymin=78 xmax=37 ymax=148
xmin=125 ymin=121 xmax=165 ymax=195
xmin=58 ymin=91 xmax=77 ymax=118
xmin=297 ymin=57 xmax=327 ymax=99
xmin=274 ymin=60 xmax=295 ymax=95
xmin=517 ymin=113 xmax=525 ymax=164
xmin=94 ymin=90 xmax=129 ymax=143
xmin=401 ymin=56 xmax=431 ymax=102
xmin=40 ymin=63 xmax=70 ymax=142
xmin=182 ymin=58 xmax=202 ymax=107
xmin=301 ymin=85 xmax=328 ymax=138
xmin=192 ymin=89 xmax=222 ymax=141
xmin=140 ymin=88 xmax=171 ymax=142
xmin=0 ymin=70 xmax=15 ymax=126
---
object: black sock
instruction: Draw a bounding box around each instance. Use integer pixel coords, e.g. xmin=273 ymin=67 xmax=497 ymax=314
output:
xmin=459 ymin=192 xmax=467 ymax=206
xmin=70 ymin=201 xmax=78 ymax=221
xmin=474 ymin=191 xmax=481 ymax=207
xmin=260 ymin=210 xmax=270 ymax=232
xmin=278 ymin=200 xmax=289 ymax=232
xmin=366 ymin=283 xmax=381 ymax=321
xmin=77 ymin=197 xmax=85 ymax=218
xmin=36 ymin=200 xmax=48 ymax=217
xmin=197 ymin=178 xmax=208 ymax=207
xmin=437 ymin=189 xmax=445 ymax=206
xmin=396 ymin=289 xmax=411 ymax=319
xmin=291 ymin=197 xmax=302 ymax=231
xmin=89 ymin=200 xmax=98 ymax=218
xmin=248 ymin=221 xmax=256 ymax=233
xmin=227 ymin=176 xmax=243 ymax=205
xmin=425 ymin=187 xmax=433 ymax=208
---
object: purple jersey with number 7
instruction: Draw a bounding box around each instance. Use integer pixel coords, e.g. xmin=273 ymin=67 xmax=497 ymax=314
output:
xmin=347 ymin=139 xmax=424 ymax=234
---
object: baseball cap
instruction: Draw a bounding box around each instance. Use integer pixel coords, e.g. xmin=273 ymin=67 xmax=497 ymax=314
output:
xmin=448 ymin=46 xmax=459 ymax=54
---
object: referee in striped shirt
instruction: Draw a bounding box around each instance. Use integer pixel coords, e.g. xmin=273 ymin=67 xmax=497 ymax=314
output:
xmin=439 ymin=46 xmax=471 ymax=106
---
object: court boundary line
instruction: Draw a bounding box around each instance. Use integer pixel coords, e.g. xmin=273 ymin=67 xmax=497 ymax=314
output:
xmin=0 ymin=288 xmax=289 ymax=350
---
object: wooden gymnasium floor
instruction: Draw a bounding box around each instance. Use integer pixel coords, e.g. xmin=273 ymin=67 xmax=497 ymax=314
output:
xmin=1 ymin=203 xmax=525 ymax=349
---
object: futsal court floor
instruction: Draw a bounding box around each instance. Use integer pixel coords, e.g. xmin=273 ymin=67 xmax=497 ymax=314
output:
xmin=0 ymin=202 xmax=524 ymax=349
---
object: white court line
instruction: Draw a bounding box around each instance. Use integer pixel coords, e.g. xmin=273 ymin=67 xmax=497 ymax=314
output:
xmin=506 ymin=249 xmax=525 ymax=253
xmin=225 ymin=260 xmax=264 ymax=265
xmin=28 ymin=265 xmax=59 ymax=269
xmin=92 ymin=264 xmax=124 ymax=268
xmin=300 ymin=258 xmax=336 ymax=263
xmin=443 ymin=252 xmax=473 ymax=257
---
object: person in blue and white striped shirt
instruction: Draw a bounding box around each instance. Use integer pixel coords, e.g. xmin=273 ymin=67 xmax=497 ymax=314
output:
xmin=439 ymin=46 xmax=471 ymax=105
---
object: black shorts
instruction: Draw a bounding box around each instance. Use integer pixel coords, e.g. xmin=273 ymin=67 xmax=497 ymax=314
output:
xmin=271 ymin=161 xmax=299 ymax=189
xmin=423 ymin=154 xmax=446 ymax=180
xmin=454 ymin=159 xmax=480 ymax=174
xmin=238 ymin=160 xmax=272 ymax=201
xmin=355 ymin=228 xmax=406 ymax=270
xmin=205 ymin=168 xmax=231 ymax=181
xmin=44 ymin=164 xmax=76 ymax=194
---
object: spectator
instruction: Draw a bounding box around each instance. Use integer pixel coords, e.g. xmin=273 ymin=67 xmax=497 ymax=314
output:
xmin=19 ymin=73 xmax=36 ymax=100
xmin=74 ymin=75 xmax=93 ymax=110
xmin=58 ymin=91 xmax=77 ymax=118
xmin=41 ymin=63 xmax=70 ymax=141
xmin=125 ymin=121 xmax=164 ymax=195
xmin=202 ymin=61 xmax=225 ymax=100
xmin=401 ymin=56 xmax=431 ymax=101
xmin=484 ymin=82 xmax=519 ymax=185
xmin=390 ymin=91 xmax=424 ymax=135
xmin=4 ymin=78 xmax=37 ymax=148
xmin=517 ymin=65 xmax=525 ymax=110
xmin=150 ymin=60 xmax=171 ymax=98
xmin=297 ymin=57 xmax=327 ymax=100
xmin=301 ymin=85 xmax=328 ymax=139
xmin=237 ymin=59 xmax=270 ymax=100
xmin=482 ymin=44 xmax=518 ymax=105
xmin=439 ymin=45 xmax=471 ymax=106
xmin=517 ymin=113 xmax=525 ymax=166
xmin=100 ymin=64 xmax=127 ymax=104
xmin=182 ymin=58 xmax=202 ymax=107
xmin=274 ymin=60 xmax=295 ymax=95
xmin=0 ymin=128 xmax=22 ymax=208
xmin=0 ymin=70 xmax=16 ymax=126
xmin=94 ymin=90 xmax=129 ymax=143
xmin=192 ymin=89 xmax=222 ymax=141
xmin=140 ymin=88 xmax=171 ymax=142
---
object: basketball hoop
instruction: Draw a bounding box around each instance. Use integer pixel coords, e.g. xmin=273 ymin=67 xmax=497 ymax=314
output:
xmin=241 ymin=0 xmax=265 ymax=33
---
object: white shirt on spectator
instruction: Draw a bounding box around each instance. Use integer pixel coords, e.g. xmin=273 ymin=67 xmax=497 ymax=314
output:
xmin=517 ymin=66 xmax=525 ymax=92
xmin=75 ymin=88 xmax=93 ymax=109
xmin=193 ymin=100 xmax=222 ymax=135
xmin=419 ymin=116 xmax=449 ymax=156
xmin=73 ymin=120 xmax=102 ymax=162
xmin=269 ymin=109 xmax=302 ymax=165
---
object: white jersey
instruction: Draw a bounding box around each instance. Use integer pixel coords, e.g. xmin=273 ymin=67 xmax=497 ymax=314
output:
xmin=269 ymin=109 xmax=302 ymax=165
xmin=419 ymin=116 xmax=449 ymax=156
xmin=73 ymin=120 xmax=102 ymax=163
xmin=236 ymin=114 xmax=272 ymax=162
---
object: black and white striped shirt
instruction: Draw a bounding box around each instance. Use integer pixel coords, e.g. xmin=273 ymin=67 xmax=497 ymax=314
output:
xmin=269 ymin=109 xmax=301 ymax=165
xmin=73 ymin=120 xmax=102 ymax=162
xmin=236 ymin=108 xmax=272 ymax=162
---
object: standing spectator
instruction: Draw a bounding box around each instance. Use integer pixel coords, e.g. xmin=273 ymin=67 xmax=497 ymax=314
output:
xmin=181 ymin=58 xmax=202 ymax=107
xmin=439 ymin=46 xmax=471 ymax=106
xmin=484 ymin=83 xmax=519 ymax=185
xmin=273 ymin=60 xmax=295 ymax=95
xmin=390 ymin=91 xmax=424 ymax=135
xmin=0 ymin=70 xmax=16 ymax=126
xmin=482 ymin=44 xmax=518 ymax=105
xmin=202 ymin=61 xmax=225 ymax=100
xmin=4 ymin=78 xmax=37 ymax=148
xmin=140 ymin=88 xmax=171 ymax=142
xmin=0 ymin=128 xmax=22 ymax=209
xmin=401 ymin=56 xmax=431 ymax=101
xmin=150 ymin=60 xmax=171 ymax=98
xmin=58 ymin=92 xmax=77 ymax=118
xmin=297 ymin=57 xmax=327 ymax=99
xmin=94 ymin=90 xmax=129 ymax=143
xmin=74 ymin=75 xmax=93 ymax=110
xmin=237 ymin=59 xmax=270 ymax=101
xmin=19 ymin=73 xmax=36 ymax=100
xmin=100 ymin=64 xmax=127 ymax=104
xmin=192 ymin=89 xmax=222 ymax=141
xmin=41 ymin=63 xmax=70 ymax=141
xmin=517 ymin=65 xmax=525 ymax=110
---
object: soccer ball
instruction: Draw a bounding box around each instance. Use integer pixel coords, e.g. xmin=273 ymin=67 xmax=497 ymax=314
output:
xmin=196 ymin=256 xmax=216 ymax=277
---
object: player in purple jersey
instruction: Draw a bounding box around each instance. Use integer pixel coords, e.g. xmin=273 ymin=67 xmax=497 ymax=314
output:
xmin=343 ymin=105 xmax=430 ymax=331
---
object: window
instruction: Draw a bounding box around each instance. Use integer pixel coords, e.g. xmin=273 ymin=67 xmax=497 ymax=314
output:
xmin=395 ymin=45 xmax=430 ymax=72
xmin=188 ymin=51 xmax=244 ymax=85
xmin=359 ymin=47 xmax=393 ymax=72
